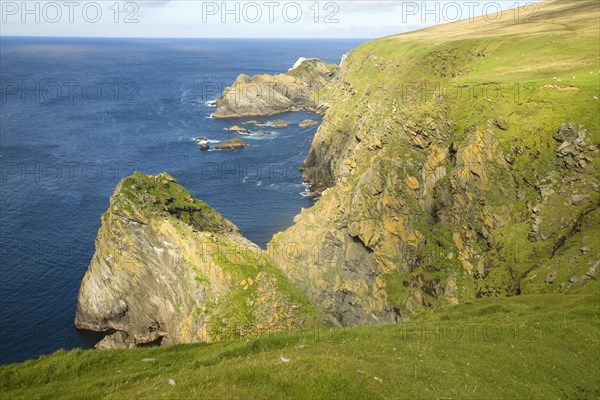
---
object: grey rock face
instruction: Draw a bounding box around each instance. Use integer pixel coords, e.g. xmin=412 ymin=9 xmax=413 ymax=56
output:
xmin=213 ymin=59 xmax=338 ymax=119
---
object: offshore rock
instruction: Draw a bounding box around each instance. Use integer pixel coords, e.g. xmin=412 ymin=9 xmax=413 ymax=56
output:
xmin=269 ymin=120 xmax=288 ymax=129
xmin=213 ymin=58 xmax=338 ymax=118
xmin=299 ymin=119 xmax=319 ymax=128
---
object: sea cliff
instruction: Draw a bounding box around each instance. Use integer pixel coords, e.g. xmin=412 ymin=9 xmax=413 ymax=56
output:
xmin=269 ymin=0 xmax=599 ymax=324
xmin=75 ymin=172 xmax=315 ymax=347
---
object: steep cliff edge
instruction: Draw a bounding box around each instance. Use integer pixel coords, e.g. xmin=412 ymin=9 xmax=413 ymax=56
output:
xmin=213 ymin=58 xmax=338 ymax=118
xmin=75 ymin=172 xmax=316 ymax=348
xmin=269 ymin=0 xmax=600 ymax=325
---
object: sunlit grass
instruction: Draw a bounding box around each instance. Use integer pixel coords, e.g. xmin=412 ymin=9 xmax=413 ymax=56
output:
xmin=1 ymin=293 xmax=598 ymax=399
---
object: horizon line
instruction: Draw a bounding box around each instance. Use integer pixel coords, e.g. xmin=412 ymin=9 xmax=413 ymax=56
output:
xmin=0 ymin=35 xmax=376 ymax=40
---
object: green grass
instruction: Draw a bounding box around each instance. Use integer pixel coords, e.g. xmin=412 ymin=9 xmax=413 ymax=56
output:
xmin=1 ymin=293 xmax=598 ymax=399
xmin=212 ymin=245 xmax=322 ymax=328
xmin=115 ymin=172 xmax=231 ymax=233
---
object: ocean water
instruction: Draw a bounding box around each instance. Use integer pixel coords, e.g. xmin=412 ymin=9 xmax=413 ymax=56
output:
xmin=0 ymin=37 xmax=365 ymax=364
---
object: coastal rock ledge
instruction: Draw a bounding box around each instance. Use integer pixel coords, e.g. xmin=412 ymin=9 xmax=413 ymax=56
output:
xmin=75 ymin=172 xmax=315 ymax=348
xmin=212 ymin=58 xmax=338 ymax=118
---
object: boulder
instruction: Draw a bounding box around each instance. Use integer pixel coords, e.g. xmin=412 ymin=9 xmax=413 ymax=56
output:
xmin=571 ymin=193 xmax=591 ymax=206
xmin=95 ymin=330 xmax=137 ymax=349
xmin=489 ymin=117 xmax=508 ymax=131
xmin=555 ymin=123 xmax=579 ymax=142
xmin=194 ymin=137 xmax=211 ymax=151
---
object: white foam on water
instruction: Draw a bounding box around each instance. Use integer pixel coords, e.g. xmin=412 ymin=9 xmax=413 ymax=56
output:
xmin=192 ymin=137 xmax=220 ymax=143
xmin=244 ymin=132 xmax=279 ymax=140
xmin=299 ymin=182 xmax=311 ymax=197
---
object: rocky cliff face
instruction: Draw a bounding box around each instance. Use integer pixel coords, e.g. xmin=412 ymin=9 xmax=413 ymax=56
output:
xmin=75 ymin=172 xmax=315 ymax=348
xmin=269 ymin=0 xmax=599 ymax=325
xmin=212 ymin=58 xmax=338 ymax=118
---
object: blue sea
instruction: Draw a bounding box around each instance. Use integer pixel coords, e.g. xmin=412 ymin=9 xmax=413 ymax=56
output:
xmin=0 ymin=37 xmax=365 ymax=364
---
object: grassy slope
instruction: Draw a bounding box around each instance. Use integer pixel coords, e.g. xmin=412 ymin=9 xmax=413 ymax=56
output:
xmin=348 ymin=0 xmax=599 ymax=192
xmin=1 ymin=293 xmax=598 ymax=399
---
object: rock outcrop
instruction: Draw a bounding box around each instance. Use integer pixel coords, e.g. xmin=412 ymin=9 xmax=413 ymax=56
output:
xmin=299 ymin=119 xmax=318 ymax=128
xmin=212 ymin=58 xmax=338 ymax=118
xmin=215 ymin=138 xmax=247 ymax=150
xmin=269 ymin=120 xmax=288 ymax=129
xmin=225 ymin=125 xmax=249 ymax=134
xmin=75 ymin=172 xmax=315 ymax=348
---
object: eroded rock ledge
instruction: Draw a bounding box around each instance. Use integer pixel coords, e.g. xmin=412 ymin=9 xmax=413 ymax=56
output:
xmin=212 ymin=58 xmax=338 ymax=119
xmin=75 ymin=172 xmax=316 ymax=348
